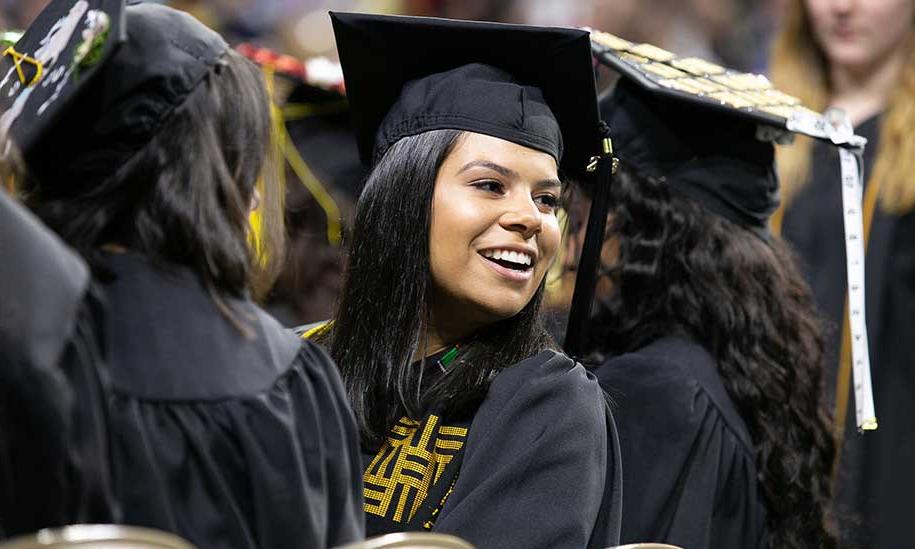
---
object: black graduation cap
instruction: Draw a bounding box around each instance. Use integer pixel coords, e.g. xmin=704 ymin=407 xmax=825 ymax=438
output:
xmin=1 ymin=0 xmax=228 ymax=184
xmin=329 ymin=11 xmax=603 ymax=180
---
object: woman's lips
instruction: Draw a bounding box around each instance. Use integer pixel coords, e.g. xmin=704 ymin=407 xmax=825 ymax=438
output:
xmin=478 ymin=253 xmax=533 ymax=282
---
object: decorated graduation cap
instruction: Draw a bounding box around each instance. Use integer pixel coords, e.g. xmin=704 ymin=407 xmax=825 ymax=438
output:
xmin=0 ymin=0 xmax=228 ymax=184
xmin=587 ymin=30 xmax=877 ymax=433
xmin=330 ymin=12 xmax=604 ymax=180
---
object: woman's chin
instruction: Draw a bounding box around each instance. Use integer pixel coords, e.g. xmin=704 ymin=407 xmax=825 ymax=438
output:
xmin=468 ymin=299 xmax=529 ymax=324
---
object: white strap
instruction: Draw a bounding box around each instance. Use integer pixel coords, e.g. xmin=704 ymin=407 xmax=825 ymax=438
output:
xmin=788 ymin=109 xmax=876 ymax=432
xmin=838 ymin=146 xmax=877 ymax=431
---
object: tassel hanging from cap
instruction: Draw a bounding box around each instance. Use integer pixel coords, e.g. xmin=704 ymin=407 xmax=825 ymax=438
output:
xmin=564 ymin=121 xmax=619 ymax=358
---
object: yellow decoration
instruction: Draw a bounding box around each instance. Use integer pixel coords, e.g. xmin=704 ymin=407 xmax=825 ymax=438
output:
xmin=3 ymin=46 xmax=43 ymax=86
xmin=257 ymin=63 xmax=343 ymax=248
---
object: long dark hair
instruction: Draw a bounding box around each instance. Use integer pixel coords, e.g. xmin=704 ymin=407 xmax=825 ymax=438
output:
xmin=26 ymin=50 xmax=282 ymax=301
xmin=324 ymin=129 xmax=554 ymax=448
xmin=587 ymin=164 xmax=836 ymax=549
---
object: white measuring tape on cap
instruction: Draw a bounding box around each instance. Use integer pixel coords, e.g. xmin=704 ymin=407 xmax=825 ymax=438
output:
xmin=788 ymin=109 xmax=877 ymax=432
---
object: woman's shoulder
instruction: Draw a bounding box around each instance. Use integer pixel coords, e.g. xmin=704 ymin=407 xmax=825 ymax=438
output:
xmin=101 ymin=255 xmax=316 ymax=401
xmin=596 ymin=335 xmax=754 ymax=454
xmin=596 ymin=335 xmax=714 ymax=381
xmin=476 ymin=349 xmax=607 ymax=437
xmin=490 ymin=348 xmax=602 ymax=402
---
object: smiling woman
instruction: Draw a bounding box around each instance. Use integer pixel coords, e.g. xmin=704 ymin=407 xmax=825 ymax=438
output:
xmin=307 ymin=12 xmax=622 ymax=549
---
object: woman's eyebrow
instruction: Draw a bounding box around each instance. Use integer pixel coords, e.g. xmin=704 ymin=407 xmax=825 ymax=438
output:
xmin=535 ymin=179 xmax=562 ymax=190
xmin=457 ymin=160 xmax=518 ymax=178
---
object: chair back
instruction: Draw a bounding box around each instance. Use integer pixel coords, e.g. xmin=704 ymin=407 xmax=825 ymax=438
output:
xmin=336 ymin=532 xmax=475 ymax=549
xmin=0 ymin=525 xmax=195 ymax=548
xmin=608 ymin=544 xmax=685 ymax=549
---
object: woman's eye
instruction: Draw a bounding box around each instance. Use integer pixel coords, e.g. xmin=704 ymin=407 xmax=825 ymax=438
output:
xmin=472 ymin=180 xmax=505 ymax=194
xmin=535 ymin=194 xmax=561 ymax=211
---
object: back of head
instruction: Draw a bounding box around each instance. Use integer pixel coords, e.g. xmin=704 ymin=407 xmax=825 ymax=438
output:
xmin=19 ymin=3 xmax=273 ymax=297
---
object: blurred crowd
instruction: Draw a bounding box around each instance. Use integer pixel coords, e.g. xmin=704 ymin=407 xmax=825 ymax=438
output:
xmin=2 ymin=0 xmax=785 ymax=73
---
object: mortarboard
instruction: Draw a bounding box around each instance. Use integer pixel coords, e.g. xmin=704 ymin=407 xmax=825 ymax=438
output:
xmin=329 ymin=11 xmax=604 ymax=180
xmin=0 ymin=0 xmax=228 ymax=185
xmin=586 ymin=30 xmax=877 ymax=433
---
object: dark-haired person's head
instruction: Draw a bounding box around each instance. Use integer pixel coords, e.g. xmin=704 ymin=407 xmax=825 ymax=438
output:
xmin=589 ymin=84 xmax=837 ymax=549
xmin=330 ymin=126 xmax=561 ymax=446
xmin=9 ymin=3 xmax=280 ymax=300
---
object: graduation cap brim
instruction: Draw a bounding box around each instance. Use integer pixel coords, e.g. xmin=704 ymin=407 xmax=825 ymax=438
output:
xmin=589 ymin=30 xmax=864 ymax=149
xmin=330 ymin=12 xmax=602 ymax=179
xmin=0 ymin=0 xmax=126 ymax=153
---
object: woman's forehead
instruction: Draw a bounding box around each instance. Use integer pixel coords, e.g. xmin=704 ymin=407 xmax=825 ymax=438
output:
xmin=442 ymin=132 xmax=560 ymax=178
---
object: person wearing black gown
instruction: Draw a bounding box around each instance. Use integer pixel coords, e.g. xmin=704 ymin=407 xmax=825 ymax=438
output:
xmin=770 ymin=2 xmax=915 ymax=545
xmin=0 ymin=150 xmax=116 ymax=538
xmin=1 ymin=1 xmax=363 ymax=547
xmin=579 ymin=61 xmax=837 ymax=548
xmin=307 ymin=13 xmax=622 ymax=548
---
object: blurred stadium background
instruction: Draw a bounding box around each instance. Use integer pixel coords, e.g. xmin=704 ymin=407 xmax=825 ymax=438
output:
xmin=2 ymin=0 xmax=788 ymax=74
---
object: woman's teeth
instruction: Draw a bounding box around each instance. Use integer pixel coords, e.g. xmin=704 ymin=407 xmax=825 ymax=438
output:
xmin=481 ymin=249 xmax=533 ymax=269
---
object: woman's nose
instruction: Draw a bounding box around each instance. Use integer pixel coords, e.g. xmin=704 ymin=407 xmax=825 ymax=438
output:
xmin=498 ymin=194 xmax=542 ymax=240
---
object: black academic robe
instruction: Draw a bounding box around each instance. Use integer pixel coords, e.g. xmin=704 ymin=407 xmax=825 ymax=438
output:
xmin=98 ymin=252 xmax=364 ymax=549
xmin=595 ymin=336 xmax=766 ymax=549
xmin=782 ymin=114 xmax=915 ymax=549
xmin=0 ymin=191 xmax=117 ymax=538
xmin=360 ymin=349 xmax=621 ymax=549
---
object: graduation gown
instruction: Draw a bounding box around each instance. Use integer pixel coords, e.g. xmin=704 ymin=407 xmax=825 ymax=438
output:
xmin=595 ymin=336 xmax=766 ymax=549
xmin=782 ymin=114 xmax=915 ymax=548
xmin=98 ymin=252 xmax=364 ymax=548
xmin=360 ymin=349 xmax=622 ymax=548
xmin=0 ymin=192 xmax=117 ymax=537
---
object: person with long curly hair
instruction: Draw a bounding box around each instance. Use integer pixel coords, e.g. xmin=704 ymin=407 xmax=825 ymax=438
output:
xmin=770 ymin=2 xmax=915 ymax=546
xmin=580 ymin=79 xmax=837 ymax=549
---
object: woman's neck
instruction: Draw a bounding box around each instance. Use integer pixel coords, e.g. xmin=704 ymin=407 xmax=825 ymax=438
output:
xmin=414 ymin=307 xmax=482 ymax=362
xmin=829 ymin=46 xmax=908 ymax=126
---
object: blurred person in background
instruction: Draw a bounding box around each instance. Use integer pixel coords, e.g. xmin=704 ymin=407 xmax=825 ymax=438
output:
xmin=4 ymin=1 xmax=363 ymax=546
xmin=770 ymin=0 xmax=915 ymax=547
xmin=237 ymin=43 xmax=365 ymax=326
